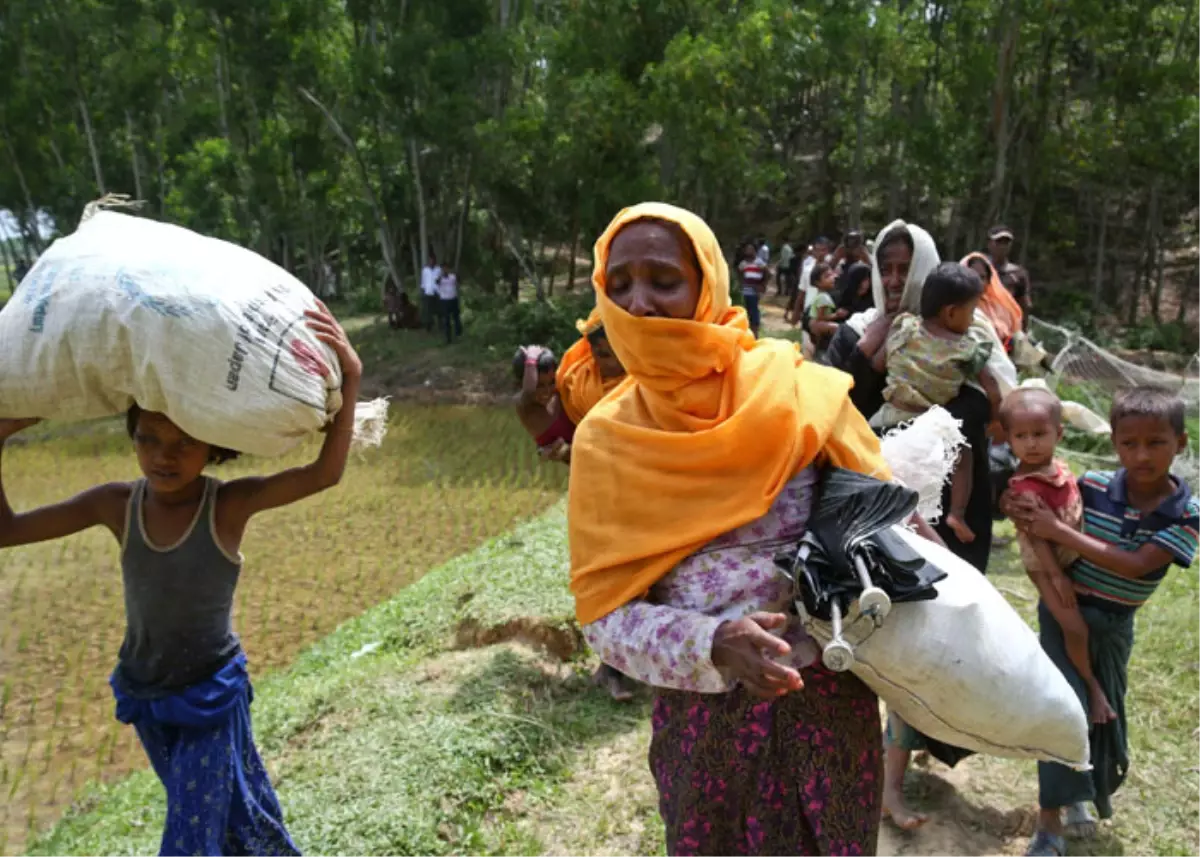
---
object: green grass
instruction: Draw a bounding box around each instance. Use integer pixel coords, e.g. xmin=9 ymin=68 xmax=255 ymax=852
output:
xmin=27 ymin=507 xmax=660 ymax=856
xmin=25 ymin=509 xmax=1199 ymax=856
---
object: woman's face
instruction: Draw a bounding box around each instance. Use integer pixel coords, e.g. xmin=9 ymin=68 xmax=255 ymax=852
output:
xmin=969 ymin=260 xmax=991 ymax=283
xmin=878 ymin=240 xmax=913 ymax=314
xmin=605 ymin=221 xmax=703 ymax=320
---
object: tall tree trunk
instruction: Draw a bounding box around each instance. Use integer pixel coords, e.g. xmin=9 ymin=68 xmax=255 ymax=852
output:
xmin=987 ymin=0 xmax=1020 ymax=224
xmin=408 ymin=138 xmax=429 ymax=270
xmin=453 ymin=155 xmax=473 ymax=271
xmin=567 ymin=193 xmax=581 ymax=292
xmin=77 ymin=90 xmax=106 ymax=196
xmin=299 ymin=87 xmax=402 ymax=293
xmin=849 ymin=65 xmax=867 ymax=228
xmin=1089 ymin=190 xmax=1109 ymax=315
xmin=126 ymin=111 xmax=144 ymax=202
xmin=1 ymin=134 xmax=43 ymax=253
xmin=0 ymin=229 xmax=17 ymax=293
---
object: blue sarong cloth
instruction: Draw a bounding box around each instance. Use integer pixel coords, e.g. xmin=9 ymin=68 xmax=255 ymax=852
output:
xmin=1035 ymin=600 xmax=1133 ymax=818
xmin=111 ymin=653 xmax=300 ymax=857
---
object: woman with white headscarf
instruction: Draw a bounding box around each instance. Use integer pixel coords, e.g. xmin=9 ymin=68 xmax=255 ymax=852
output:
xmin=823 ymin=220 xmax=1018 ymax=829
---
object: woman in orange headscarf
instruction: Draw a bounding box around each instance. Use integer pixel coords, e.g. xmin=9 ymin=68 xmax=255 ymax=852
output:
xmin=569 ymin=203 xmax=907 ymax=856
xmin=963 ymin=252 xmax=1023 ymax=351
xmin=512 ymin=311 xmax=625 ymax=465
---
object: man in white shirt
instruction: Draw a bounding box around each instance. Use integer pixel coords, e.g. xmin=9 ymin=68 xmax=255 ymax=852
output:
xmin=437 ymin=267 xmax=462 ymax=343
xmin=420 ymin=254 xmax=442 ymax=333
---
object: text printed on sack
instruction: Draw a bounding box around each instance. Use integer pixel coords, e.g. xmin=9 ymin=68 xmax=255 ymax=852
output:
xmin=225 ymin=283 xmax=292 ymax=392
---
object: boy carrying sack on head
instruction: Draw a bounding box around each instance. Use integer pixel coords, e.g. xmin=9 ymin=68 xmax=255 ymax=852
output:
xmin=1004 ymin=387 xmax=1198 ymax=857
xmin=0 ymin=302 xmax=361 ymax=857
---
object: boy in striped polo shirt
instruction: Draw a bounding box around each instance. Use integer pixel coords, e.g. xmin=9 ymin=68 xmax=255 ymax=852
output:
xmin=1006 ymin=386 xmax=1197 ymax=856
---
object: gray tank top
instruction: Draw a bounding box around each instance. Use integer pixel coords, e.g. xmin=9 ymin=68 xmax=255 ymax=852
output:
xmin=116 ymin=477 xmax=242 ymax=698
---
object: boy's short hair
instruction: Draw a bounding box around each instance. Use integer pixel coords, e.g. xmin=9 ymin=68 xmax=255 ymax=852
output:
xmin=125 ymin=405 xmax=239 ymax=464
xmin=919 ymin=262 xmax=984 ymax=320
xmin=998 ymin=387 xmax=1063 ymax=429
xmin=1110 ymin=386 xmax=1186 ymax=435
xmin=511 ymin=347 xmax=556 ymax=383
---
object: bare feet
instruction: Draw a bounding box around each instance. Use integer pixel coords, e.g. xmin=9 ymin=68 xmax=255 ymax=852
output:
xmin=1087 ymin=681 xmax=1118 ymax=724
xmin=882 ymin=785 xmax=928 ymax=831
xmin=592 ymin=665 xmax=635 ymax=702
xmin=1064 ymin=802 xmax=1098 ymax=840
xmin=946 ymin=513 xmax=976 ymax=544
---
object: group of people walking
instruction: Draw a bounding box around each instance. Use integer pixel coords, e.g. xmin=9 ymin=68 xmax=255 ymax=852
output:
xmin=0 ymin=200 xmax=1192 ymax=857
xmin=518 ymin=206 xmax=1194 ymax=857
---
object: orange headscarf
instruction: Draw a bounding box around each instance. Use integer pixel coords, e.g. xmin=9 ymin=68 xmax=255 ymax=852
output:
xmin=568 ymin=203 xmax=889 ymax=625
xmin=555 ymin=308 xmax=624 ymax=425
xmin=962 ymin=251 xmax=1023 ymax=346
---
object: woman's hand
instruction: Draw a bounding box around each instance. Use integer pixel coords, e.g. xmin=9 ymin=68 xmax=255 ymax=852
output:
xmin=711 ymin=612 xmax=804 ymax=699
xmin=0 ymin=418 xmax=40 ymax=442
xmin=856 ymin=312 xmax=893 ymax=359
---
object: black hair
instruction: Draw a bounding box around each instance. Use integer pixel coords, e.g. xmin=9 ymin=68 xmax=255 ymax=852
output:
xmin=810 ymin=262 xmax=833 ymax=287
xmin=876 ymin=226 xmax=914 ymax=259
xmin=1110 ymin=387 xmax=1186 ymax=435
xmin=126 ymin=405 xmax=239 ymax=464
xmin=968 ymin=255 xmax=995 ymax=280
xmin=512 ymin=347 xmax=557 ymax=384
xmin=919 ymin=262 xmax=984 ymax=320
xmin=585 ymin=325 xmax=608 ymax=346
xmin=998 ymin=387 xmax=1063 ymax=430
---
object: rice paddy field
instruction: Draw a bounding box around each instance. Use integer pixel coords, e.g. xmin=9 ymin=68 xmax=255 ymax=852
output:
xmin=0 ymin=406 xmax=567 ymax=854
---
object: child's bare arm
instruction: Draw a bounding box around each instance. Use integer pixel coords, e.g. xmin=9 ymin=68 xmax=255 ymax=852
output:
xmin=514 ymin=346 xmax=556 ymax=437
xmin=221 ymin=303 xmax=362 ymax=521
xmin=1012 ymin=493 xmax=1174 ymax=580
xmin=1027 ymin=535 xmax=1077 ymax=610
xmin=0 ymin=420 xmax=128 ymax=548
xmin=977 ymin=366 xmax=1002 ymax=418
xmin=869 ymin=344 xmax=888 ymax=374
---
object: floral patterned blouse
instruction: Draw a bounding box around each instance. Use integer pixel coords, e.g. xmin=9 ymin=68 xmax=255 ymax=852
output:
xmin=582 ymin=467 xmax=820 ymax=693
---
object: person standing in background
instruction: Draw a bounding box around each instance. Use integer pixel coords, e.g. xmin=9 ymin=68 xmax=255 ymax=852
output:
xmin=777 ymin=238 xmax=794 ymax=297
xmin=987 ymin=226 xmax=1032 ymax=331
xmin=437 ymin=266 xmax=463 ymax=344
xmin=737 ymin=241 xmax=768 ymax=338
xmin=420 ymin=254 xmax=442 ymax=334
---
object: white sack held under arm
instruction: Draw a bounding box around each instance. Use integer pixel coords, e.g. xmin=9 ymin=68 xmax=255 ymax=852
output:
xmin=0 ymin=206 xmax=387 ymax=456
xmin=796 ymin=525 xmax=1090 ymax=768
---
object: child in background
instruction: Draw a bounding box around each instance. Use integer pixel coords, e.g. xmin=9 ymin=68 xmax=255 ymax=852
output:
xmin=1000 ymin=387 xmax=1115 ymax=724
xmin=1006 ymin=387 xmax=1198 ymax=856
xmin=736 ymin=241 xmax=768 ymax=338
xmin=872 ymin=262 xmax=1001 ymax=544
xmin=0 ymin=301 xmax=361 ymax=857
xmin=513 ymin=345 xmax=574 ymax=463
xmin=804 ymin=262 xmax=847 ymax=361
xmin=512 ymin=337 xmax=635 ymax=702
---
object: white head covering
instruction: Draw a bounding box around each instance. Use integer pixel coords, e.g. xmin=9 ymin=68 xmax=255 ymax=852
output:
xmin=845 ymin=219 xmax=940 ymax=335
xmin=853 ymin=218 xmax=1020 ymax=394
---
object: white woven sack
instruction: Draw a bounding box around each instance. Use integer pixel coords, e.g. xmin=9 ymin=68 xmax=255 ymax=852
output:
xmin=0 ymin=209 xmax=380 ymax=457
xmin=799 ymin=525 xmax=1090 ymax=768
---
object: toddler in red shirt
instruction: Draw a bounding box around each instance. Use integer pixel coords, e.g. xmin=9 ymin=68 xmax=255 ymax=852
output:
xmin=1001 ymin=387 xmax=1116 ymax=724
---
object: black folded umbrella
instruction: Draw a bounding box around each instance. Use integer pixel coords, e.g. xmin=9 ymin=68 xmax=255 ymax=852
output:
xmin=775 ymin=467 xmax=947 ymax=623
xmin=775 ymin=466 xmax=973 ymax=768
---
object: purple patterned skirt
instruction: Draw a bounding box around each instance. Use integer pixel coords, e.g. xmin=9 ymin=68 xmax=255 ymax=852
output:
xmin=649 ymin=665 xmax=882 ymax=856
